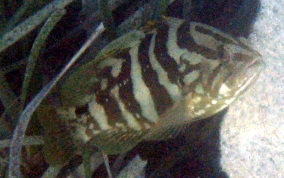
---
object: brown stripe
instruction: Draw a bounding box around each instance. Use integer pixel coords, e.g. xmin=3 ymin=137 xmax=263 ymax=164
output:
xmin=154 ymin=24 xmax=180 ymax=84
xmin=177 ymin=21 xmax=218 ymax=60
xmin=138 ymin=34 xmax=173 ymax=115
xmin=195 ymin=25 xmax=236 ymax=44
xmin=116 ymin=53 xmax=153 ymax=125
xmin=95 ymin=89 xmax=127 ymax=127
xmin=75 ymin=106 xmax=99 ymax=130
xmin=206 ymin=63 xmax=224 ymax=92
xmin=95 ymin=55 xmax=131 ymax=126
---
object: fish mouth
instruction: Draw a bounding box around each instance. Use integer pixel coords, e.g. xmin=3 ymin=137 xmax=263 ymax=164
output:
xmin=245 ymin=58 xmax=266 ymax=80
xmin=233 ymin=57 xmax=265 ymax=95
xmin=247 ymin=58 xmax=266 ymax=71
xmin=224 ymin=57 xmax=265 ymax=96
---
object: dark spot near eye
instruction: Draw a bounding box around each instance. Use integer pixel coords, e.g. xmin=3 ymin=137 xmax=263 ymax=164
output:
xmin=75 ymin=104 xmax=89 ymax=116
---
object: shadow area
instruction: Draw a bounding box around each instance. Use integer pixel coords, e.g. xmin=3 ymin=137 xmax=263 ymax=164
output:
xmin=138 ymin=109 xmax=229 ymax=178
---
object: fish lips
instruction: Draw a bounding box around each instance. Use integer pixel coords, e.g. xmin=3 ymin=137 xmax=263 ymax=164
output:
xmin=225 ymin=57 xmax=265 ymax=97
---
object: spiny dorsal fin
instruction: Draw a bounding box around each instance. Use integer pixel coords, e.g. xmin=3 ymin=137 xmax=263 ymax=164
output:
xmin=95 ymin=31 xmax=146 ymax=61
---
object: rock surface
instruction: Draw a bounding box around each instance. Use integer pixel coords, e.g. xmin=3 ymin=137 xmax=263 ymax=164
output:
xmin=221 ymin=0 xmax=284 ymax=177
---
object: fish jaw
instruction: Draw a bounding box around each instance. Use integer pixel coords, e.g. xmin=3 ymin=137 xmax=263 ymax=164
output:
xmin=218 ymin=55 xmax=265 ymax=99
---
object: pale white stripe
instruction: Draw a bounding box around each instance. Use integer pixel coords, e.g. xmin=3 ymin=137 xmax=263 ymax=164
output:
xmin=183 ymin=70 xmax=199 ymax=86
xmin=195 ymin=22 xmax=238 ymax=43
xmin=190 ymin=22 xmax=238 ymax=52
xmin=195 ymin=83 xmax=205 ymax=94
xmin=100 ymin=78 xmax=108 ymax=90
xmin=166 ymin=18 xmax=188 ymax=64
xmin=98 ymin=58 xmax=125 ymax=77
xmin=88 ymin=95 xmax=111 ymax=130
xmin=111 ymin=85 xmax=142 ymax=130
xmin=218 ymin=83 xmax=231 ymax=97
xmin=149 ymin=31 xmax=181 ymax=100
xmin=129 ymin=45 xmax=159 ymax=123
xmin=76 ymin=126 xmax=92 ymax=142
xmin=180 ymin=52 xmax=203 ymax=65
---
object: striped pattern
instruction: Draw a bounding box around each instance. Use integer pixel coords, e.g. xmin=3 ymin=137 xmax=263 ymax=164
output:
xmin=51 ymin=17 xmax=264 ymax=154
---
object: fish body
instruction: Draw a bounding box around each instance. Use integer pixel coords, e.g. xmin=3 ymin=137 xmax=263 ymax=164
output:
xmin=37 ymin=17 xmax=265 ymax=164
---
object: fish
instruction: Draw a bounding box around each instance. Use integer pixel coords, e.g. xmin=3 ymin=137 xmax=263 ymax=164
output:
xmin=36 ymin=16 xmax=265 ymax=165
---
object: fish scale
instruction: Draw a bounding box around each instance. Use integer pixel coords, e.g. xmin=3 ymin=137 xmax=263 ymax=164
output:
xmin=36 ymin=16 xmax=265 ymax=165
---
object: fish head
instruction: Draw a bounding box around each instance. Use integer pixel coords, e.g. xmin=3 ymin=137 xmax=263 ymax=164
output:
xmin=181 ymin=36 xmax=265 ymax=120
xmin=210 ymin=41 xmax=265 ymax=99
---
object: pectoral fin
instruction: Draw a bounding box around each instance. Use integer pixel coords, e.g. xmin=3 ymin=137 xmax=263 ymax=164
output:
xmin=88 ymin=129 xmax=145 ymax=155
xmin=36 ymin=105 xmax=86 ymax=165
xmin=143 ymin=123 xmax=188 ymax=141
